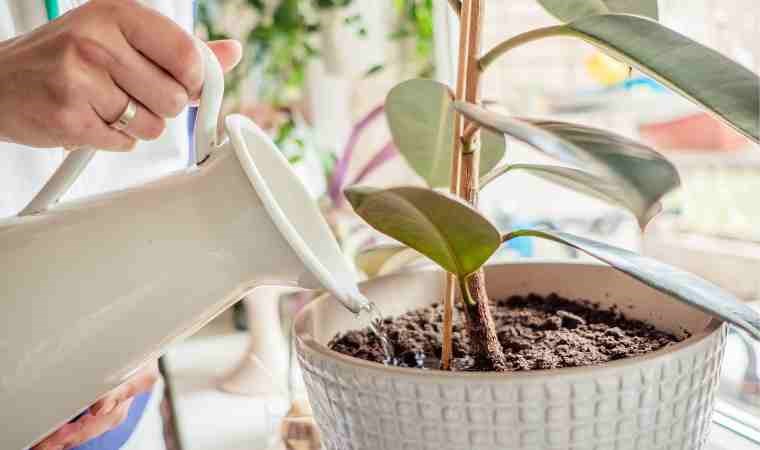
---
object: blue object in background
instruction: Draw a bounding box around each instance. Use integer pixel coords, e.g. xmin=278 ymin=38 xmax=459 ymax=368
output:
xmin=187 ymin=0 xmax=199 ymax=166
xmin=503 ymin=221 xmax=535 ymax=258
xmin=621 ymin=76 xmax=665 ymax=92
xmin=67 ymin=392 xmax=152 ymax=450
xmin=187 ymin=105 xmax=198 ymax=165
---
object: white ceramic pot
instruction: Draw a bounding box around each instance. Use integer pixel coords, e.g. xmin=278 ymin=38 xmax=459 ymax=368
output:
xmin=295 ymin=262 xmax=727 ymax=450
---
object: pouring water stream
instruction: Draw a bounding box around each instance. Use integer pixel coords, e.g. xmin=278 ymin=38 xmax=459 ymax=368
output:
xmin=330 ymin=285 xmax=395 ymax=363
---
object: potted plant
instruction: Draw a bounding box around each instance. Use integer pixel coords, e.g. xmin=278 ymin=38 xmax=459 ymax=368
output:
xmin=293 ymin=1 xmax=760 ymax=449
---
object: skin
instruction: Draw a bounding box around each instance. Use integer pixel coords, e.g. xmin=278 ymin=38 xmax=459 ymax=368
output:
xmin=0 ymin=1 xmax=243 ymax=448
xmin=33 ymin=363 xmax=161 ymax=450
xmin=0 ymin=0 xmax=242 ymax=151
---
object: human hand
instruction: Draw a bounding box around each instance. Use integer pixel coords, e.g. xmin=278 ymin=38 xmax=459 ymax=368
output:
xmin=32 ymin=361 xmax=160 ymax=450
xmin=0 ymin=0 xmax=242 ymax=151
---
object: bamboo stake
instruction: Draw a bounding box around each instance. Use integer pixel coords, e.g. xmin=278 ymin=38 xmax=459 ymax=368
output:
xmin=440 ymin=0 xmax=471 ymax=371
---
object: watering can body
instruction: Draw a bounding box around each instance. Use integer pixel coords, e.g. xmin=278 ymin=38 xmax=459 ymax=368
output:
xmin=0 ymin=45 xmax=361 ymax=449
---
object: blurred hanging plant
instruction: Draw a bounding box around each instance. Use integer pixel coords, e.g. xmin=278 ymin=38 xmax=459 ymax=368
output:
xmin=392 ymin=0 xmax=434 ymax=76
xmin=196 ymin=0 xmax=363 ymax=159
xmin=366 ymin=0 xmax=434 ymax=78
xmin=197 ymin=0 xmax=322 ymax=106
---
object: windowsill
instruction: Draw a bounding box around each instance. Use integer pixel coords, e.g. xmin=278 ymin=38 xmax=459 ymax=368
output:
xmin=710 ymin=400 xmax=760 ymax=449
xmin=709 ymin=420 xmax=760 ymax=450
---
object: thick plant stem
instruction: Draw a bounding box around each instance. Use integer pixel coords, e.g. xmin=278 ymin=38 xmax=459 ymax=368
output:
xmin=452 ymin=0 xmax=508 ymax=371
xmin=462 ymin=271 xmax=506 ymax=370
xmin=459 ymin=148 xmax=507 ymax=371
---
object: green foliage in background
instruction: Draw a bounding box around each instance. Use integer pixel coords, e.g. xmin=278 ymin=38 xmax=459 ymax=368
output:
xmin=197 ymin=0 xmax=322 ymax=106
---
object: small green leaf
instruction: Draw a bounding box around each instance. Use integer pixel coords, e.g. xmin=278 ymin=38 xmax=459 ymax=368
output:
xmin=537 ymin=0 xmax=658 ymax=22
xmin=481 ymin=129 xmax=507 ymax=169
xmin=505 ymin=229 xmax=760 ymax=341
xmin=344 ymin=186 xmax=501 ymax=277
xmin=484 ymin=164 xmax=663 ymax=229
xmin=386 ymin=79 xmax=505 ymax=187
xmin=354 ymin=244 xmax=422 ymax=277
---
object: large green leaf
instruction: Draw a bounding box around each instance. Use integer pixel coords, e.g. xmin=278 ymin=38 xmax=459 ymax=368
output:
xmin=386 ymin=79 xmax=506 ymax=187
xmin=537 ymin=0 xmax=658 ymax=22
xmin=566 ymin=15 xmax=759 ymax=142
xmin=504 ymin=229 xmax=760 ymax=341
xmin=456 ymin=102 xmax=680 ymax=228
xmin=483 ymin=164 xmax=663 ymax=228
xmin=344 ymin=186 xmax=500 ymax=277
xmin=480 ymin=14 xmax=760 ymax=143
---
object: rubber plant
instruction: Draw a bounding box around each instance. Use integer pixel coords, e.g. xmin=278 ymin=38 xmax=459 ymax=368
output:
xmin=344 ymin=0 xmax=760 ymax=370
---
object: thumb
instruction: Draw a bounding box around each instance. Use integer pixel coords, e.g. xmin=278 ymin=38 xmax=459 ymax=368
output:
xmin=206 ymin=39 xmax=243 ymax=73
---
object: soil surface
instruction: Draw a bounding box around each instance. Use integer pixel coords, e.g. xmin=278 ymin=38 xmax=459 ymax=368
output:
xmin=328 ymin=293 xmax=686 ymax=372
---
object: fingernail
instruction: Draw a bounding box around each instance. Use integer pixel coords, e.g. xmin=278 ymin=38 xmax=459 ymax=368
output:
xmin=118 ymin=139 xmax=137 ymax=152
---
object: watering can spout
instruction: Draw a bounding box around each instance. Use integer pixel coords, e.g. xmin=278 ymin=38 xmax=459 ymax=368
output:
xmin=0 ymin=42 xmax=364 ymax=449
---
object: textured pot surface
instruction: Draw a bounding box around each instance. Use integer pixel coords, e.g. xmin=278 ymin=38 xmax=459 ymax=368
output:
xmin=295 ymin=262 xmax=726 ymax=450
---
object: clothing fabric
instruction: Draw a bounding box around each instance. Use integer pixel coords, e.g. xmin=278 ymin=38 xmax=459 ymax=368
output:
xmin=1 ymin=1 xmax=193 ymax=449
xmin=118 ymin=382 xmax=168 ymax=450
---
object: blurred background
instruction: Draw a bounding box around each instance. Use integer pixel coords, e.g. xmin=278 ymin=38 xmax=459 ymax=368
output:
xmin=156 ymin=1 xmax=760 ymax=449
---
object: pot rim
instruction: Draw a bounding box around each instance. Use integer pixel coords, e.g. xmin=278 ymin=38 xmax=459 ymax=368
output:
xmin=295 ymin=260 xmax=725 ymax=381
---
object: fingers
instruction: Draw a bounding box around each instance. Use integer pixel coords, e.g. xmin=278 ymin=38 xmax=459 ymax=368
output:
xmin=91 ymin=361 xmax=159 ymax=416
xmin=116 ymin=1 xmax=204 ymax=99
xmin=9 ymin=0 xmax=243 ymax=150
xmin=87 ymin=69 xmax=166 ymax=140
xmin=32 ymin=422 xmax=83 ymax=450
xmin=51 ymin=400 xmax=133 ymax=450
xmin=206 ymin=40 xmax=243 ymax=74
xmin=186 ymin=40 xmax=244 ymax=104
xmin=58 ymin=107 xmax=136 ymax=152
xmin=104 ymin=39 xmax=189 ymax=119
xmin=31 ymin=399 xmax=132 ymax=450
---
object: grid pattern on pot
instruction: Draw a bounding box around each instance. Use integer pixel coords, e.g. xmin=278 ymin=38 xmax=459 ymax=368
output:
xmin=297 ymin=325 xmax=726 ymax=450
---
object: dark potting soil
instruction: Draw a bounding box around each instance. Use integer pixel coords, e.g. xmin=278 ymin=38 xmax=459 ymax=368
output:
xmin=328 ymin=293 xmax=686 ymax=372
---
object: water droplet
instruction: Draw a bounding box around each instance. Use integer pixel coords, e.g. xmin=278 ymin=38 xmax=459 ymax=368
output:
xmin=355 ymin=300 xmax=394 ymax=363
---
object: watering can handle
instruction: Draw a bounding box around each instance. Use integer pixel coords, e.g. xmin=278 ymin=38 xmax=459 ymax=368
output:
xmin=18 ymin=39 xmax=225 ymax=217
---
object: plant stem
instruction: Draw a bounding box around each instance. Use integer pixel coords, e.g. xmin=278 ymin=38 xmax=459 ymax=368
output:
xmin=462 ymin=122 xmax=481 ymax=146
xmin=328 ymin=104 xmax=386 ymax=206
xmin=452 ymin=0 xmax=507 ymax=371
xmin=479 ymin=26 xmax=566 ymax=71
xmin=447 ymin=0 xmax=462 ymax=15
xmin=462 ymin=271 xmax=506 ymax=369
xmin=441 ymin=275 xmax=456 ymax=370
xmin=349 ymin=141 xmax=398 ymax=185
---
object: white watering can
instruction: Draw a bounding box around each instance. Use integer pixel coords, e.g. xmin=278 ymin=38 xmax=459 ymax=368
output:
xmin=0 ymin=42 xmax=367 ymax=449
